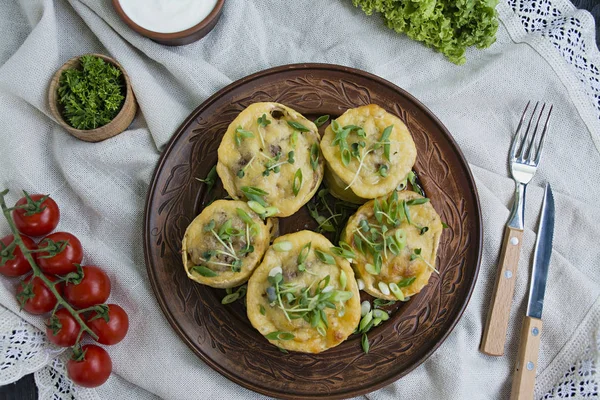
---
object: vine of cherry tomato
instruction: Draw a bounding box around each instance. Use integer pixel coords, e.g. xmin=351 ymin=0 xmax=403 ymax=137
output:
xmin=0 ymin=234 xmax=36 ymax=277
xmin=16 ymin=274 xmax=61 ymax=314
xmin=12 ymin=193 xmax=60 ymax=237
xmin=64 ymin=265 xmax=111 ymax=309
xmin=1 ymin=192 xmax=129 ymax=389
xmin=67 ymin=345 xmax=113 ymax=388
xmin=87 ymin=304 xmax=129 ymax=345
xmin=37 ymin=232 xmax=83 ymax=275
xmin=46 ymin=308 xmax=80 ymax=347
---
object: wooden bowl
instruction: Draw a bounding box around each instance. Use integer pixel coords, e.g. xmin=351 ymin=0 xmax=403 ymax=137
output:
xmin=48 ymin=53 xmax=137 ymax=143
xmin=112 ymin=0 xmax=225 ymax=46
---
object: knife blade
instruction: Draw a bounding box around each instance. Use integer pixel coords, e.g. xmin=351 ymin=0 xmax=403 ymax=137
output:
xmin=510 ymin=183 xmax=555 ymax=400
xmin=526 ymin=183 xmax=555 ymax=320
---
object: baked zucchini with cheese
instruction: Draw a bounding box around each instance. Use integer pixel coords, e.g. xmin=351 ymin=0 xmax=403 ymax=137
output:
xmin=246 ymin=231 xmax=361 ymax=353
xmin=320 ymin=104 xmax=417 ymax=203
xmin=341 ymin=190 xmax=443 ymax=300
xmin=217 ymin=102 xmax=324 ymax=218
xmin=182 ymin=200 xmax=270 ymax=288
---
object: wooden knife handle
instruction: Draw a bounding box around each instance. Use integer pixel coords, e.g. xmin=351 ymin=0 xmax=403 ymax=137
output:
xmin=510 ymin=317 xmax=543 ymax=400
xmin=480 ymin=226 xmax=524 ymax=356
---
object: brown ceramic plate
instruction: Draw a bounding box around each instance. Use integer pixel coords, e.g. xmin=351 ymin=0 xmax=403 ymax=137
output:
xmin=144 ymin=64 xmax=482 ymax=399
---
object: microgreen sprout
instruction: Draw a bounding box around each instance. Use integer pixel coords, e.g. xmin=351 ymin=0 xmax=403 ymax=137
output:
xmin=236 ymin=155 xmax=256 ymax=179
xmin=330 ymin=122 xmax=396 ymax=189
xmin=410 ymin=248 xmax=439 ymax=274
xmin=408 ymin=171 xmax=425 ymax=196
xmin=235 ymin=127 xmax=254 ymax=146
xmin=265 ymin=272 xmax=353 ymax=336
xmin=195 ymin=165 xmax=218 ymax=193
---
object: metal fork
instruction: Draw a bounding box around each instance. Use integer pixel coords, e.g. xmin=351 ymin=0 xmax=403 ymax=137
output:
xmin=480 ymin=101 xmax=553 ymax=356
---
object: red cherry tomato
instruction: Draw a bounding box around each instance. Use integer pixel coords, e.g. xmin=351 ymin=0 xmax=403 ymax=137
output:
xmin=46 ymin=308 xmax=80 ymax=347
xmin=0 ymin=234 xmax=37 ymax=277
xmin=67 ymin=344 xmax=112 ymax=388
xmin=87 ymin=304 xmax=129 ymax=345
xmin=37 ymin=232 xmax=83 ymax=275
xmin=64 ymin=266 xmax=111 ymax=309
xmin=16 ymin=275 xmax=60 ymax=315
xmin=12 ymin=194 xmax=60 ymax=237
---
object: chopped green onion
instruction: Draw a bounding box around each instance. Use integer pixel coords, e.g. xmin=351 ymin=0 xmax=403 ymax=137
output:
xmin=236 ymin=208 xmax=254 ymax=225
xmin=292 ymin=168 xmax=303 ymax=196
xmin=378 ymin=281 xmax=390 ymax=295
xmin=389 ymin=282 xmax=405 ymax=301
xmin=265 ymin=331 xmax=295 ymax=341
xmin=290 ymin=131 xmax=298 ymax=148
xmin=315 ymin=249 xmax=335 ymax=265
xmin=297 ymin=242 xmax=312 ymax=264
xmin=273 ymin=241 xmax=293 ymax=252
xmin=191 ymin=265 xmax=218 ymax=277
xmin=287 ymin=120 xmax=310 ymax=132
xmin=359 ymin=310 xmax=373 ymax=332
xmin=365 ymin=263 xmax=379 ymax=275
xmin=247 ymin=201 xmax=266 ymax=215
xmin=380 ymin=125 xmax=393 ymax=161
xmin=397 ymin=276 xmax=416 ymax=287
xmin=307 ymin=144 xmax=319 ymax=172
xmin=361 ymin=300 xmax=371 ymax=316
xmin=241 ymin=186 xmax=269 ymax=206
xmin=330 ymin=290 xmax=353 ymax=302
xmin=314 ymin=115 xmax=330 ymax=127
xmin=406 ymin=198 xmax=430 ymax=206
xmin=339 ymin=270 xmax=347 ymax=289
xmin=259 ymin=305 xmax=266 ymax=315
xmin=361 ymin=333 xmax=369 ymax=353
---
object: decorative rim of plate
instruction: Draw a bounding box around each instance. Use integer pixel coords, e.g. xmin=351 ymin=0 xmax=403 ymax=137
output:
xmin=143 ymin=63 xmax=483 ymax=399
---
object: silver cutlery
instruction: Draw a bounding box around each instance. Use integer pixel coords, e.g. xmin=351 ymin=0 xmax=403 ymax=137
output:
xmin=510 ymin=183 xmax=555 ymax=400
xmin=480 ymin=102 xmax=553 ymax=356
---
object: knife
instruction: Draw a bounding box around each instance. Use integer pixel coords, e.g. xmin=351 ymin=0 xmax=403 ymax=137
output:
xmin=510 ymin=183 xmax=555 ymax=400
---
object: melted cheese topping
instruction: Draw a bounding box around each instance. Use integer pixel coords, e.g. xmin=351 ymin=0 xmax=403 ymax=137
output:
xmin=246 ymin=231 xmax=361 ymax=353
xmin=342 ymin=191 xmax=443 ymax=300
xmin=182 ymin=200 xmax=270 ymax=288
xmin=321 ymin=104 xmax=417 ymax=200
xmin=217 ymin=102 xmax=324 ymax=217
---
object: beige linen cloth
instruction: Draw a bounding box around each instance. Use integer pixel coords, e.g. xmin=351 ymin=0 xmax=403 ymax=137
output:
xmin=1 ymin=0 xmax=599 ymax=399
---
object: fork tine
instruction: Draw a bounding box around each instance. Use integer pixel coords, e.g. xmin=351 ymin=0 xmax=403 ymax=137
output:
xmin=516 ymin=101 xmax=539 ymax=160
xmin=509 ymin=101 xmax=531 ymax=160
xmin=534 ymin=104 xmax=553 ymax=165
xmin=524 ymin=103 xmax=546 ymax=161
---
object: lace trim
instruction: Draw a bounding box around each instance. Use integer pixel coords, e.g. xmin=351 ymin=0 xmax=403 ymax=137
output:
xmin=34 ymin=354 xmax=100 ymax=400
xmin=0 ymin=305 xmax=63 ymax=385
xmin=507 ymin=0 xmax=600 ymax=119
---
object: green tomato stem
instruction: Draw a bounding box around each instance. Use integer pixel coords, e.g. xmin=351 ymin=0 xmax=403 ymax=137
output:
xmin=0 ymin=189 xmax=99 ymax=341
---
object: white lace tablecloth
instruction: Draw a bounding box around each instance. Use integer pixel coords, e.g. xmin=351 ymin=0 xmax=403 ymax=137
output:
xmin=0 ymin=0 xmax=599 ymax=399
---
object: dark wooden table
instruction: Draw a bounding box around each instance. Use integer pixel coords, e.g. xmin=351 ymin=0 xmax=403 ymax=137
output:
xmin=1 ymin=1 xmax=597 ymax=399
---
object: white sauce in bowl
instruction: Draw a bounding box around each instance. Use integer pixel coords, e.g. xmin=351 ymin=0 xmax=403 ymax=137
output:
xmin=118 ymin=0 xmax=218 ymax=34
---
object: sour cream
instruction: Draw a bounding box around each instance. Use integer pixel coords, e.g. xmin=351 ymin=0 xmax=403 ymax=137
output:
xmin=118 ymin=0 xmax=218 ymax=34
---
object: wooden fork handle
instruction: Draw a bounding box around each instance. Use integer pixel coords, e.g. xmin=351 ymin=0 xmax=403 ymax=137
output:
xmin=510 ymin=317 xmax=543 ymax=400
xmin=480 ymin=226 xmax=524 ymax=356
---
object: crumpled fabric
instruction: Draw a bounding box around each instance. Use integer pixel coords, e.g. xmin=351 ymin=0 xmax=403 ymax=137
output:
xmin=0 ymin=0 xmax=599 ymax=399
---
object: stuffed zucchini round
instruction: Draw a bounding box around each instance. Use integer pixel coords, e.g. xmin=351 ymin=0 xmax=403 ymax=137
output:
xmin=247 ymin=230 xmax=361 ymax=353
xmin=217 ymin=102 xmax=324 ymax=218
xmin=341 ymin=190 xmax=443 ymax=301
xmin=182 ymin=200 xmax=270 ymax=288
xmin=320 ymin=104 xmax=417 ymax=203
